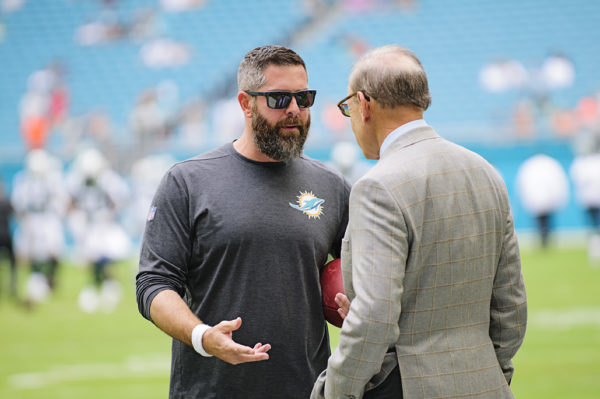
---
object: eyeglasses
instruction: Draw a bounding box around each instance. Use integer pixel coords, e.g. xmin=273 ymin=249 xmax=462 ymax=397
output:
xmin=337 ymin=91 xmax=370 ymax=117
xmin=245 ymin=90 xmax=317 ymax=109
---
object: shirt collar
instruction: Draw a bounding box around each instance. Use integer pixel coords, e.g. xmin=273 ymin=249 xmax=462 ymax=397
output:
xmin=379 ymin=119 xmax=428 ymax=157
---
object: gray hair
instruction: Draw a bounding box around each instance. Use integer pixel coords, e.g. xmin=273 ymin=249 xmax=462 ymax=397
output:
xmin=349 ymin=45 xmax=431 ymax=110
xmin=237 ymin=45 xmax=307 ymax=91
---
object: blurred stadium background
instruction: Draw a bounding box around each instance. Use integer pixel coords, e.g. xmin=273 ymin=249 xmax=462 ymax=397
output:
xmin=1 ymin=0 xmax=599 ymax=398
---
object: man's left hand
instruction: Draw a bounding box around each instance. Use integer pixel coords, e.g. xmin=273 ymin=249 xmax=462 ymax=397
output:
xmin=335 ymin=293 xmax=350 ymax=320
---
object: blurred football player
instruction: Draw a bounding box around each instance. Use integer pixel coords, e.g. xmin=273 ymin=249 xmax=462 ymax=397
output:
xmin=516 ymin=154 xmax=569 ymax=248
xmin=570 ymin=153 xmax=600 ymax=264
xmin=66 ymin=148 xmax=131 ymax=313
xmin=11 ymin=149 xmax=69 ymax=305
xmin=0 ymin=181 xmax=17 ymax=299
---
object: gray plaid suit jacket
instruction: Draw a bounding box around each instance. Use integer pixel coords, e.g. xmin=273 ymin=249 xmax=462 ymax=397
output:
xmin=312 ymin=126 xmax=527 ymax=399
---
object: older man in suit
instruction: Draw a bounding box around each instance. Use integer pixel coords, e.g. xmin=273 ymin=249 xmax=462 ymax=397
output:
xmin=312 ymin=45 xmax=527 ymax=399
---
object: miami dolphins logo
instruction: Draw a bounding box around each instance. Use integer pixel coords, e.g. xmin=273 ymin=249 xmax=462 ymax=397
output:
xmin=289 ymin=191 xmax=324 ymax=219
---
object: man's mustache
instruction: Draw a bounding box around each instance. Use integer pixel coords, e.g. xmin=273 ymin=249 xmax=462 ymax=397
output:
xmin=277 ymin=117 xmax=303 ymax=127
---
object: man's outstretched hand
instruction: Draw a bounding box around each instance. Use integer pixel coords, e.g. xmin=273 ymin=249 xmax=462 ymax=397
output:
xmin=203 ymin=317 xmax=271 ymax=365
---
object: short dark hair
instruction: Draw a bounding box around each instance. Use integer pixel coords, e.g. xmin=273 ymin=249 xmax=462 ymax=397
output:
xmin=237 ymin=45 xmax=307 ymax=91
xmin=350 ymin=45 xmax=431 ymax=110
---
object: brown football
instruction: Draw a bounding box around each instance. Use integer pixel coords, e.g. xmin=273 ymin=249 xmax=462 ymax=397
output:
xmin=320 ymin=258 xmax=344 ymax=328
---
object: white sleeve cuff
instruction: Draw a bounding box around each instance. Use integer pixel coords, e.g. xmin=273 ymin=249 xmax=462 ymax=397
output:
xmin=191 ymin=324 xmax=213 ymax=357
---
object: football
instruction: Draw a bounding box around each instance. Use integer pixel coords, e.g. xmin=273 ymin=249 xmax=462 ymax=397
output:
xmin=320 ymin=258 xmax=345 ymax=328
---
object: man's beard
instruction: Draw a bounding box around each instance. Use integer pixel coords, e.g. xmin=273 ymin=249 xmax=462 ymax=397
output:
xmin=251 ymin=103 xmax=310 ymax=162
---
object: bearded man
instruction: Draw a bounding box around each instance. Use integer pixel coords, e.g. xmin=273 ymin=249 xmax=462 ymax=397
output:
xmin=136 ymin=45 xmax=351 ymax=399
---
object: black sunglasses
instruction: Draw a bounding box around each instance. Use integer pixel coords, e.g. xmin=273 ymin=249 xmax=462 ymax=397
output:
xmin=245 ymin=90 xmax=317 ymax=109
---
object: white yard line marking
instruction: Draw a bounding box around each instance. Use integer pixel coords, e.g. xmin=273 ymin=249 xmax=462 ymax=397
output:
xmin=530 ymin=307 xmax=600 ymax=330
xmin=9 ymin=353 xmax=170 ymax=390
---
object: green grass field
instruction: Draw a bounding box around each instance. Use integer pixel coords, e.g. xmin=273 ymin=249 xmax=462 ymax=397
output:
xmin=1 ymin=245 xmax=599 ymax=398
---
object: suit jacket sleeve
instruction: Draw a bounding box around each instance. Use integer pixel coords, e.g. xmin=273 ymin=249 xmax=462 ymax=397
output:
xmin=489 ymin=209 xmax=527 ymax=384
xmin=323 ymin=177 xmax=408 ymax=398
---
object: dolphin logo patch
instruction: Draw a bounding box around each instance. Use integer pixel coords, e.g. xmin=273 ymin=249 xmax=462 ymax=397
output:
xmin=289 ymin=191 xmax=324 ymax=219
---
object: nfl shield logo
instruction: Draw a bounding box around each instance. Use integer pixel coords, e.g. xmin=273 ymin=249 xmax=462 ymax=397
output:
xmin=147 ymin=206 xmax=157 ymax=221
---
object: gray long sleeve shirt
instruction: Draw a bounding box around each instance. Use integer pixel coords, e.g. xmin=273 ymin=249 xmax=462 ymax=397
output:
xmin=136 ymin=143 xmax=351 ymax=398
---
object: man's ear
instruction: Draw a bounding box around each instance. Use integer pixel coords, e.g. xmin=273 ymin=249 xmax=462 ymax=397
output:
xmin=357 ymin=91 xmax=371 ymax=122
xmin=238 ymin=91 xmax=253 ymax=118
